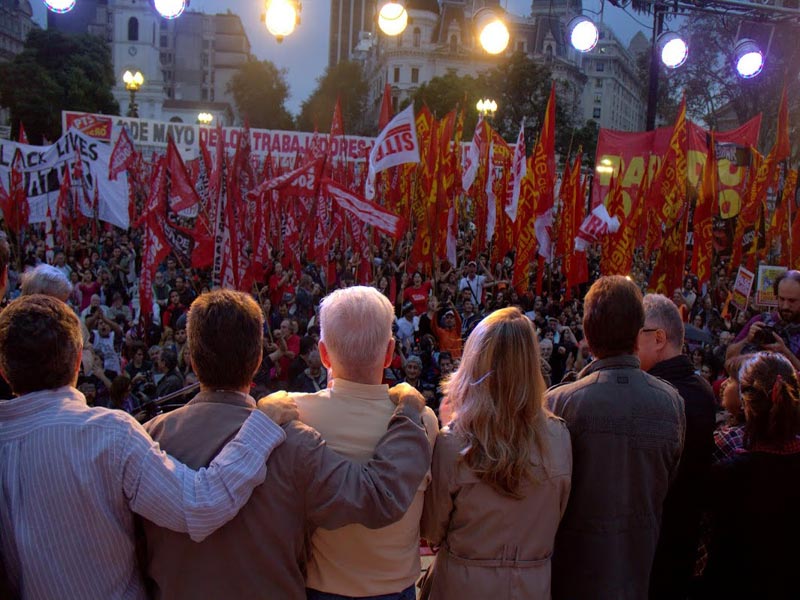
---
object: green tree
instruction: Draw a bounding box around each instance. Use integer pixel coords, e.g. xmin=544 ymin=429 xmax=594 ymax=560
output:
xmin=0 ymin=29 xmax=118 ymax=143
xmin=297 ymin=61 xmax=369 ymax=135
xmin=412 ymin=71 xmax=485 ymax=136
xmin=227 ymin=58 xmax=294 ymax=130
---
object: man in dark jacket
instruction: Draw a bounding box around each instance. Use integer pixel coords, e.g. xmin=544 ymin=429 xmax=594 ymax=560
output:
xmin=639 ymin=293 xmax=716 ymax=599
xmin=546 ymin=276 xmax=685 ymax=599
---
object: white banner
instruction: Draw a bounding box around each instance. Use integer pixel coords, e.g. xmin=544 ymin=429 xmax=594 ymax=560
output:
xmin=364 ymin=104 xmax=420 ymax=199
xmin=0 ymin=128 xmax=130 ymax=229
xmin=62 ymin=111 xmax=375 ymax=165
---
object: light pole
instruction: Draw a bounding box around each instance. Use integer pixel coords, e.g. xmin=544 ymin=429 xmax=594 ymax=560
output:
xmin=123 ymin=70 xmax=144 ymax=118
xmin=476 ymin=98 xmax=498 ymax=118
xmin=198 ymin=112 xmax=214 ymax=126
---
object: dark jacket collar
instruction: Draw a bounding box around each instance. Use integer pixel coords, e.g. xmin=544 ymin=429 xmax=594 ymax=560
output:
xmin=647 ymin=354 xmax=695 ymax=380
xmin=579 ymin=354 xmax=640 ymax=379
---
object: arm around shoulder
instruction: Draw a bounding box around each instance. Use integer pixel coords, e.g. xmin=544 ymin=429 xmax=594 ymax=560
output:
xmin=301 ymin=401 xmax=433 ymax=530
xmin=120 ymin=410 xmax=285 ymax=542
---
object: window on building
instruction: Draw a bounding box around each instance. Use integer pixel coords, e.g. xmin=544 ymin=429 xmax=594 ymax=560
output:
xmin=413 ymin=27 xmax=421 ymax=48
xmin=450 ymin=35 xmax=458 ymax=53
xmin=393 ymin=67 xmax=400 ymax=83
xmin=202 ymin=89 xmax=208 ymax=101
xmin=595 ymin=78 xmax=603 ymax=88
xmin=160 ymin=35 xmax=167 ymax=47
xmin=594 ymin=94 xmax=602 ymax=104
xmin=596 ymin=62 xmax=605 ymax=72
xmin=411 ymin=68 xmax=419 ymax=83
xmin=593 ymin=107 xmax=601 ymax=119
xmin=396 ymin=34 xmax=402 ymax=48
xmin=128 ymin=17 xmax=139 ymax=41
xmin=517 ymin=41 xmax=525 ymax=52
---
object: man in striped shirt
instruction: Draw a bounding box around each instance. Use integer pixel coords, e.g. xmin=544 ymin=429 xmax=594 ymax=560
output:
xmin=0 ymin=294 xmax=291 ymax=599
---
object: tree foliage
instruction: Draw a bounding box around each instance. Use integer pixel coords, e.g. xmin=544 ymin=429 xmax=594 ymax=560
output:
xmin=411 ymin=52 xmax=595 ymax=161
xmin=297 ymin=61 xmax=369 ymax=135
xmin=0 ymin=29 xmax=118 ymax=143
xmin=412 ymin=71 xmax=484 ymax=136
xmin=227 ymin=58 xmax=294 ymax=130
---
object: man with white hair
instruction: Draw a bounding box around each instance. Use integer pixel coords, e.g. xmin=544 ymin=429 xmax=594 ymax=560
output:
xmin=637 ymin=293 xmax=716 ymax=599
xmin=20 ymin=264 xmax=73 ymax=302
xmin=293 ymin=286 xmax=439 ymax=600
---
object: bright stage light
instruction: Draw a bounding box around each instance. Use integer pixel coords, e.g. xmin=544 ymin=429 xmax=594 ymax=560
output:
xmin=567 ymin=16 xmax=599 ymax=53
xmin=475 ymin=9 xmax=509 ymax=55
xmin=43 ymin=0 xmax=76 ymax=13
xmin=265 ymin=0 xmax=298 ymax=40
xmin=154 ymin=0 xmax=186 ymax=20
xmin=658 ymin=32 xmax=688 ymax=69
xmin=378 ymin=1 xmax=408 ymax=36
xmin=734 ymin=39 xmax=764 ymax=78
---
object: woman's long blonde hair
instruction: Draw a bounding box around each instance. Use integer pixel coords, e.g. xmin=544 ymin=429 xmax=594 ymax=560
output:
xmin=443 ymin=306 xmax=551 ymax=498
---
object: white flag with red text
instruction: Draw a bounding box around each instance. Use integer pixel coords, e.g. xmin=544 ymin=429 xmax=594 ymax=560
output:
xmin=364 ymin=104 xmax=420 ymax=199
xmin=505 ymin=121 xmax=526 ymax=222
xmin=323 ymin=177 xmax=406 ymax=237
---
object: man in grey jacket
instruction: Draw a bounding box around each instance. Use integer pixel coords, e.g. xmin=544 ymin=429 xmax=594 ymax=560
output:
xmin=546 ymin=276 xmax=685 ymax=599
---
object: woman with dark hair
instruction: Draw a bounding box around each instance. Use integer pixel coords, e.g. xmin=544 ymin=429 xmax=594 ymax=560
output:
xmin=420 ymin=307 xmax=572 ymax=598
xmin=702 ymin=352 xmax=800 ymax=597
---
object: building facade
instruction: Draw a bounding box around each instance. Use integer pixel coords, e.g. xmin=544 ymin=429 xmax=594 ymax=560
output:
xmin=0 ymin=0 xmax=35 ymax=63
xmin=47 ymin=0 xmax=248 ymax=124
xmin=357 ymin=0 xmax=645 ymax=133
xmin=579 ymin=23 xmax=646 ymax=131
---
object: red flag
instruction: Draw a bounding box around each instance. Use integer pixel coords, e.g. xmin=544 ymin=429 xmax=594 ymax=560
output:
xmin=532 ymin=83 xmax=557 ymax=259
xmin=139 ymin=214 xmax=170 ymax=325
xmin=775 ymin=82 xmax=790 ymax=163
xmin=378 ymin=84 xmax=393 ymax=131
xmin=6 ymin=149 xmax=29 ymax=234
xmin=165 ymin=136 xmax=201 ymax=212
xmin=109 ymin=127 xmax=137 ymax=181
xmin=646 ymin=97 xmax=687 ymax=226
xmin=18 ymin=123 xmax=28 ymax=145
xmin=692 ymin=133 xmax=717 ymax=290
xmin=330 ymin=96 xmax=344 ymax=139
xmin=44 ymin=202 xmax=55 ymax=262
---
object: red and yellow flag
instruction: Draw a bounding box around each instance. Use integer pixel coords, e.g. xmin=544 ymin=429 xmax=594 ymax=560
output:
xmin=692 ymin=132 xmax=717 ymax=290
xmin=648 ymin=203 xmax=689 ymax=295
xmin=646 ymin=97 xmax=687 ymax=227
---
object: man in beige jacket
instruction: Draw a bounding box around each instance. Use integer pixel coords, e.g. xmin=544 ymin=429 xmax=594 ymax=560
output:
xmin=293 ymin=285 xmax=439 ymax=600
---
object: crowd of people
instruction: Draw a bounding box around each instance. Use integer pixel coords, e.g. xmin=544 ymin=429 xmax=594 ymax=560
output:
xmin=1 ymin=214 xmax=800 ymax=598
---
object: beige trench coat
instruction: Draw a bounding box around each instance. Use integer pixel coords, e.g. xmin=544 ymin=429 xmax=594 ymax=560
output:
xmin=420 ymin=417 xmax=572 ymax=600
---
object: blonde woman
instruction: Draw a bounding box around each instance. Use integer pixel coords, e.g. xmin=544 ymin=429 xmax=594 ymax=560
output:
xmin=420 ymin=307 xmax=572 ymax=599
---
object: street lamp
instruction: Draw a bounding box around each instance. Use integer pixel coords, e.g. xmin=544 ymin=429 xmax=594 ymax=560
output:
xmin=123 ymin=70 xmax=144 ymax=118
xmin=154 ymin=0 xmax=186 ymax=19
xmin=476 ymin=98 xmax=497 ymax=118
xmin=198 ymin=112 xmax=214 ymax=126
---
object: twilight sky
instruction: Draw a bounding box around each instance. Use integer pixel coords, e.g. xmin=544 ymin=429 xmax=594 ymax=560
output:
xmin=34 ymin=0 xmax=651 ymax=114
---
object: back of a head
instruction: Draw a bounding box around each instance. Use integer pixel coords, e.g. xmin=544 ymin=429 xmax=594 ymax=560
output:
xmin=187 ymin=290 xmax=263 ymax=390
xmin=739 ymin=352 xmax=800 ymax=447
xmin=319 ymin=285 xmax=394 ymax=369
xmin=642 ymin=293 xmax=685 ymax=351
xmin=445 ymin=306 xmax=547 ymax=497
xmin=583 ymin=275 xmax=644 ymax=358
xmin=0 ymin=294 xmax=82 ymax=395
xmin=20 ymin=264 xmax=73 ymax=302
